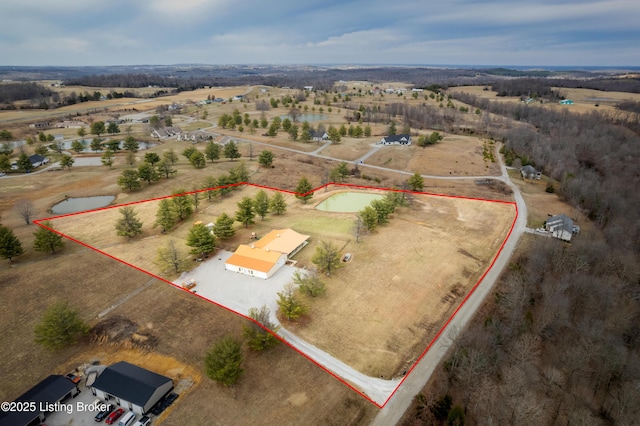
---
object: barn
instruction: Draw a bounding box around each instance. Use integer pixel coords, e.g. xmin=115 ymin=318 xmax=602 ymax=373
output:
xmin=225 ymin=229 xmax=309 ymax=279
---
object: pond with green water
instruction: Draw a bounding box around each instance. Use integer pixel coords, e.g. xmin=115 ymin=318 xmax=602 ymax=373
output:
xmin=315 ymin=192 xmax=384 ymax=213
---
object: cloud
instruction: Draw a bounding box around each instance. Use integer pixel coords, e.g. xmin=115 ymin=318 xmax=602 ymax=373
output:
xmin=0 ymin=0 xmax=638 ymax=66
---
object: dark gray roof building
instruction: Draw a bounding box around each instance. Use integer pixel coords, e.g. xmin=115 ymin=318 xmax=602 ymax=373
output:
xmin=0 ymin=375 xmax=77 ymax=426
xmin=91 ymin=361 xmax=173 ymax=415
xmin=378 ymin=134 xmax=412 ymax=145
xmin=545 ymin=214 xmax=580 ymax=242
xmin=521 ymin=164 xmax=541 ymax=180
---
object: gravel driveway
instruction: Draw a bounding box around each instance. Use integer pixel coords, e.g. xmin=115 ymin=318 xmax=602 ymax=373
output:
xmin=172 ymin=251 xmax=402 ymax=405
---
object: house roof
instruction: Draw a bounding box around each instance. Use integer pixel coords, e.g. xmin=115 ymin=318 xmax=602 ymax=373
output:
xmin=0 ymin=375 xmax=75 ymax=426
xmin=92 ymin=362 xmax=172 ymax=407
xmin=311 ymin=130 xmax=328 ymax=138
xmin=546 ymin=214 xmax=574 ymax=232
xmin=28 ymin=154 xmax=46 ymax=164
xmin=382 ymin=134 xmax=411 ymax=142
xmin=253 ymin=229 xmax=309 ymax=255
xmin=522 ymin=164 xmax=538 ymax=174
xmin=226 ymin=244 xmax=284 ymax=273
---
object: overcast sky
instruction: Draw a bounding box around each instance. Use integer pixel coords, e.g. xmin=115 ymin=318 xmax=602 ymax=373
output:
xmin=1 ymin=0 xmax=638 ymax=67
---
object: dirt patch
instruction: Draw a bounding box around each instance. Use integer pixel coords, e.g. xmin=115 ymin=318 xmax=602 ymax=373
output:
xmin=90 ymin=315 xmax=159 ymax=351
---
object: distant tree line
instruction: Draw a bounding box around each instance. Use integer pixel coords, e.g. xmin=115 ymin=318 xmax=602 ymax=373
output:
xmin=0 ymin=82 xmax=55 ymax=103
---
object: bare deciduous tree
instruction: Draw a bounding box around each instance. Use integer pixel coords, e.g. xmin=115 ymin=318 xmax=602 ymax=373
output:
xmin=15 ymin=199 xmax=34 ymax=225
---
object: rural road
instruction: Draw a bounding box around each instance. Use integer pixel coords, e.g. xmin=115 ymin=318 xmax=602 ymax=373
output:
xmin=13 ymin=122 xmax=526 ymax=422
xmin=200 ymin=132 xmax=530 ymax=422
xmin=152 ymin=128 xmax=528 ymax=421
xmin=371 ymin=145 xmax=528 ymax=425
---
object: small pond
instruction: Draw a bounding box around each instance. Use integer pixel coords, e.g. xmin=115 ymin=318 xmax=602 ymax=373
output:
xmin=51 ymin=195 xmax=116 ymax=215
xmin=279 ymin=113 xmax=327 ymax=122
xmin=52 ymin=139 xmax=156 ymax=153
xmin=315 ymin=192 xmax=384 ymax=213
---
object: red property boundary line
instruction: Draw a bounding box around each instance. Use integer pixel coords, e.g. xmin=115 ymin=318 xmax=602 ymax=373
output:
xmin=34 ymin=182 xmax=518 ymax=409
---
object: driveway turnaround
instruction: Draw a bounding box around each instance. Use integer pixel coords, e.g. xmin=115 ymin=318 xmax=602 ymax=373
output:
xmin=173 ymin=251 xmax=401 ymax=405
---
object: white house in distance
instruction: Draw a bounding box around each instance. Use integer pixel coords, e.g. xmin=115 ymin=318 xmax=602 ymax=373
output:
xmin=91 ymin=361 xmax=173 ymax=416
xmin=225 ymin=229 xmax=310 ymax=279
xmin=378 ymin=134 xmax=412 ymax=145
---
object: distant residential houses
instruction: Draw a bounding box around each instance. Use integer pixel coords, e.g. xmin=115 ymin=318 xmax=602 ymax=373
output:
xmin=55 ymin=120 xmax=86 ymax=129
xmin=378 ymin=134 xmax=412 ymax=145
xmin=29 ymin=121 xmax=51 ymax=130
xmin=177 ymin=130 xmax=212 ymax=143
xmin=559 ymin=99 xmax=574 ymax=105
xmin=10 ymin=154 xmax=50 ymax=170
xmin=150 ymin=126 xmax=182 ymax=139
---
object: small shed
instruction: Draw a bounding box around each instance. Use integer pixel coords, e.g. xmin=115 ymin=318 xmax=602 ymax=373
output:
xmin=91 ymin=361 xmax=173 ymax=415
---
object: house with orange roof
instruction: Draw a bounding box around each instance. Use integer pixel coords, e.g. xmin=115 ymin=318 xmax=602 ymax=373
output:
xmin=225 ymin=229 xmax=309 ymax=279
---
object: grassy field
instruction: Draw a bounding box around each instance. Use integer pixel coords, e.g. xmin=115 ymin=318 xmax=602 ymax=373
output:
xmin=366 ymin=135 xmax=501 ymax=176
xmin=447 ymin=85 xmax=640 ymax=117
xmin=0 ymin=80 xmax=531 ymax=423
xmin=47 ymin=186 xmax=516 ymax=379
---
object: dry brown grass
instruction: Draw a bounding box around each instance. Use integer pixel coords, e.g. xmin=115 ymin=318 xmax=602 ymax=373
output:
xmin=447 ymin=85 xmax=640 ymax=117
xmin=290 ymin=193 xmax=515 ymax=377
xmin=366 ymin=135 xmax=501 ymax=176
xmin=507 ymin=170 xmax=596 ymax=236
xmin=0 ymin=229 xmax=378 ymax=426
xmin=48 ymin=186 xmax=515 ymax=379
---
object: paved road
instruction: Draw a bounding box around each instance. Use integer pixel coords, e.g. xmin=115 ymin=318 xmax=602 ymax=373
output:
xmin=371 ymin=145 xmax=528 ymax=425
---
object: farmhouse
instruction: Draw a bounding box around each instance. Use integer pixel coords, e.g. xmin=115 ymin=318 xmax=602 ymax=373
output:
xmin=225 ymin=229 xmax=309 ymax=279
xmin=91 ymin=361 xmax=173 ymax=416
xmin=545 ymin=214 xmax=580 ymax=242
xmin=378 ymin=134 xmax=412 ymax=145
xmin=29 ymin=154 xmax=49 ymax=168
xmin=521 ymin=164 xmax=541 ymax=180
xmin=312 ymin=130 xmax=330 ymax=142
xmin=0 ymin=375 xmax=78 ymax=426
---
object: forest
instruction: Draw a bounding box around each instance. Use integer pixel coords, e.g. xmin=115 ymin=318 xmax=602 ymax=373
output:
xmin=404 ymin=90 xmax=640 ymax=425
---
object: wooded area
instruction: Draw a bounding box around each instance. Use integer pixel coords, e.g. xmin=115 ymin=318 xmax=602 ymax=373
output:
xmin=406 ymin=91 xmax=640 ymax=425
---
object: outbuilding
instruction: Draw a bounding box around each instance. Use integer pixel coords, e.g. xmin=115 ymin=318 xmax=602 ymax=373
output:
xmin=225 ymin=229 xmax=309 ymax=279
xmin=0 ymin=375 xmax=78 ymax=426
xmin=91 ymin=361 xmax=173 ymax=415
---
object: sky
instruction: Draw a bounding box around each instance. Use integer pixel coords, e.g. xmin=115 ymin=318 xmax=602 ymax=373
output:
xmin=1 ymin=0 xmax=638 ymax=67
